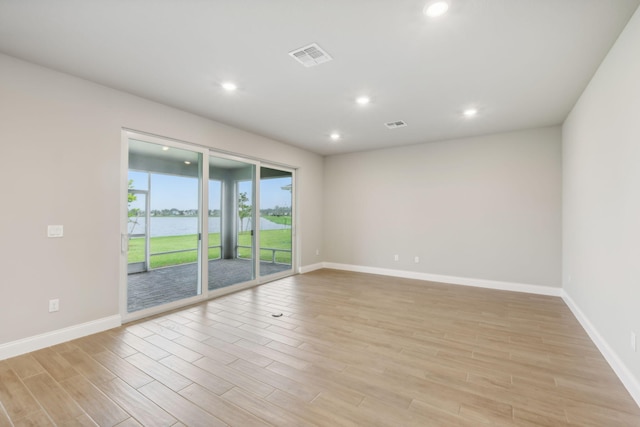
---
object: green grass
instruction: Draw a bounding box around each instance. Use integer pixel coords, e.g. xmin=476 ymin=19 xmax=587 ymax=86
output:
xmin=262 ymin=215 xmax=292 ymax=226
xmin=128 ymin=229 xmax=291 ymax=268
xmin=238 ymin=229 xmax=292 ymax=263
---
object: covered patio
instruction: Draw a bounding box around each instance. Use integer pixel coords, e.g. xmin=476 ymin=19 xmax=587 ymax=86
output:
xmin=127 ymin=259 xmax=291 ymax=312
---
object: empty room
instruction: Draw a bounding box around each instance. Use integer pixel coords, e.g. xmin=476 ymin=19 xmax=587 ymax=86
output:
xmin=1 ymin=0 xmax=640 ymax=425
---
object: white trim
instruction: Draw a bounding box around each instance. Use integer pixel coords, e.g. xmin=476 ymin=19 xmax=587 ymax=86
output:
xmin=323 ymin=263 xmax=562 ymax=296
xmin=299 ymin=263 xmax=324 ymax=274
xmin=119 ymin=131 xmax=129 ymax=322
xmin=0 ymin=315 xmax=121 ymax=361
xmin=562 ymin=291 xmax=640 ymax=407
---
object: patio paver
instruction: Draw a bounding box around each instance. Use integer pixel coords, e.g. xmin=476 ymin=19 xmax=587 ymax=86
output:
xmin=127 ymin=259 xmax=291 ymax=312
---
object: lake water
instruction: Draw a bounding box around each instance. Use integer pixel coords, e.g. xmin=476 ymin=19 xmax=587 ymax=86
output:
xmin=128 ymin=216 xmax=290 ymax=237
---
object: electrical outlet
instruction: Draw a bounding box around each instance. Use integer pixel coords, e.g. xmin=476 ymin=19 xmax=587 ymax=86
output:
xmin=315 ymin=249 xmax=320 ymax=256
xmin=631 ymin=331 xmax=637 ymax=352
xmin=394 ymin=254 xmax=399 ymax=261
xmin=49 ymin=299 xmax=59 ymax=313
xmin=414 ymin=256 xmax=420 ymax=263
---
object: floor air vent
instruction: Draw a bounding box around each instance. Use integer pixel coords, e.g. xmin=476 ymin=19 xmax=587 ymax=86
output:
xmin=289 ymin=43 xmax=333 ymax=67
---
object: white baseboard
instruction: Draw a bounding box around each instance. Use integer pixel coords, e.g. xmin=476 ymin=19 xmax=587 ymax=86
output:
xmin=322 ymin=262 xmax=562 ymax=296
xmin=299 ymin=262 xmax=324 ymax=274
xmin=562 ymin=292 xmax=640 ymax=407
xmin=0 ymin=315 xmax=121 ymax=361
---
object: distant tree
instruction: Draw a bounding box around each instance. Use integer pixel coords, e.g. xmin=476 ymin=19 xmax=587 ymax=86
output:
xmin=128 ymin=180 xmax=137 ymax=205
xmin=280 ymin=183 xmax=292 ymax=224
xmin=238 ymin=191 xmax=252 ymax=232
xmin=128 ymin=179 xmax=141 ymax=235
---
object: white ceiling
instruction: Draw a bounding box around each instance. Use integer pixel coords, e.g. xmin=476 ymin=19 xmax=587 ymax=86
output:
xmin=0 ymin=0 xmax=638 ymax=155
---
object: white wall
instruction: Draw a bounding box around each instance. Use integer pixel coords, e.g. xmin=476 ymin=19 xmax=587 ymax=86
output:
xmin=563 ymin=6 xmax=640 ymax=387
xmin=324 ymin=126 xmax=562 ymax=288
xmin=0 ymin=53 xmax=324 ymax=345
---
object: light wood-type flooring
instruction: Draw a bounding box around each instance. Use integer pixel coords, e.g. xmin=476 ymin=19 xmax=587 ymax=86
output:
xmin=1 ymin=269 xmax=639 ymax=426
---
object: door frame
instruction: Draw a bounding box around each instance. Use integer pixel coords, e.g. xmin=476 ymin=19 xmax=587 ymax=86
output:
xmin=258 ymin=163 xmax=297 ymax=282
xmin=120 ymin=130 xmax=209 ymax=322
xmin=120 ymin=129 xmax=298 ymax=322
xmin=208 ymin=150 xmax=260 ymax=290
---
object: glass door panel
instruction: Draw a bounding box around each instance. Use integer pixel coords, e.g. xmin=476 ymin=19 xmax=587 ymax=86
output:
xmin=208 ymin=155 xmax=256 ymax=290
xmin=127 ymin=139 xmax=203 ymax=313
xmin=127 ymin=185 xmax=148 ymax=274
xmin=259 ymin=167 xmax=293 ymax=277
xmin=237 ymin=179 xmax=254 ymax=260
xmin=208 ymin=179 xmax=222 ymax=263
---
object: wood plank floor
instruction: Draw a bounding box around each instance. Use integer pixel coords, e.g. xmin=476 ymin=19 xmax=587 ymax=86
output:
xmin=1 ymin=269 xmax=639 ymax=426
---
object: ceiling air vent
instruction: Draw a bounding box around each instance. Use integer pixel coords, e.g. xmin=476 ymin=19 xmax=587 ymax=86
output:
xmin=385 ymin=120 xmax=407 ymax=129
xmin=289 ymin=43 xmax=333 ymax=67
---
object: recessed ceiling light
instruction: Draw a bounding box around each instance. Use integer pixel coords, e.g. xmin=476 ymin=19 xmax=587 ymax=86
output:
xmin=330 ymin=132 xmax=341 ymax=141
xmin=424 ymin=1 xmax=449 ymax=18
xmin=356 ymin=96 xmax=370 ymax=105
xmin=221 ymin=82 xmax=238 ymax=91
xmin=463 ymin=108 xmax=478 ymax=117
xmin=162 ymin=146 xmax=169 ymax=151
xmin=184 ymin=161 xmax=191 ymax=165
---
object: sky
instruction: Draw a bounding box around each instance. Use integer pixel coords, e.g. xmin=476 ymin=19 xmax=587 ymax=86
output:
xmin=128 ymin=171 xmax=291 ymax=211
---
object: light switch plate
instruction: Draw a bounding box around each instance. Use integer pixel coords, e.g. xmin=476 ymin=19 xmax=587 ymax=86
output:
xmin=48 ymin=225 xmax=63 ymax=238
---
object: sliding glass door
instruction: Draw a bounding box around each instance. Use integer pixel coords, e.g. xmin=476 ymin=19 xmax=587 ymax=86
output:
xmin=259 ymin=166 xmax=293 ymax=278
xmin=126 ymin=137 xmax=205 ymax=314
xmin=122 ymin=131 xmax=295 ymax=319
xmin=208 ymin=155 xmax=256 ymax=290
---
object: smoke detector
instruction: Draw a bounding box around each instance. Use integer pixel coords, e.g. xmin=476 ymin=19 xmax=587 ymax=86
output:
xmin=289 ymin=43 xmax=333 ymax=67
xmin=385 ymin=120 xmax=407 ymax=129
